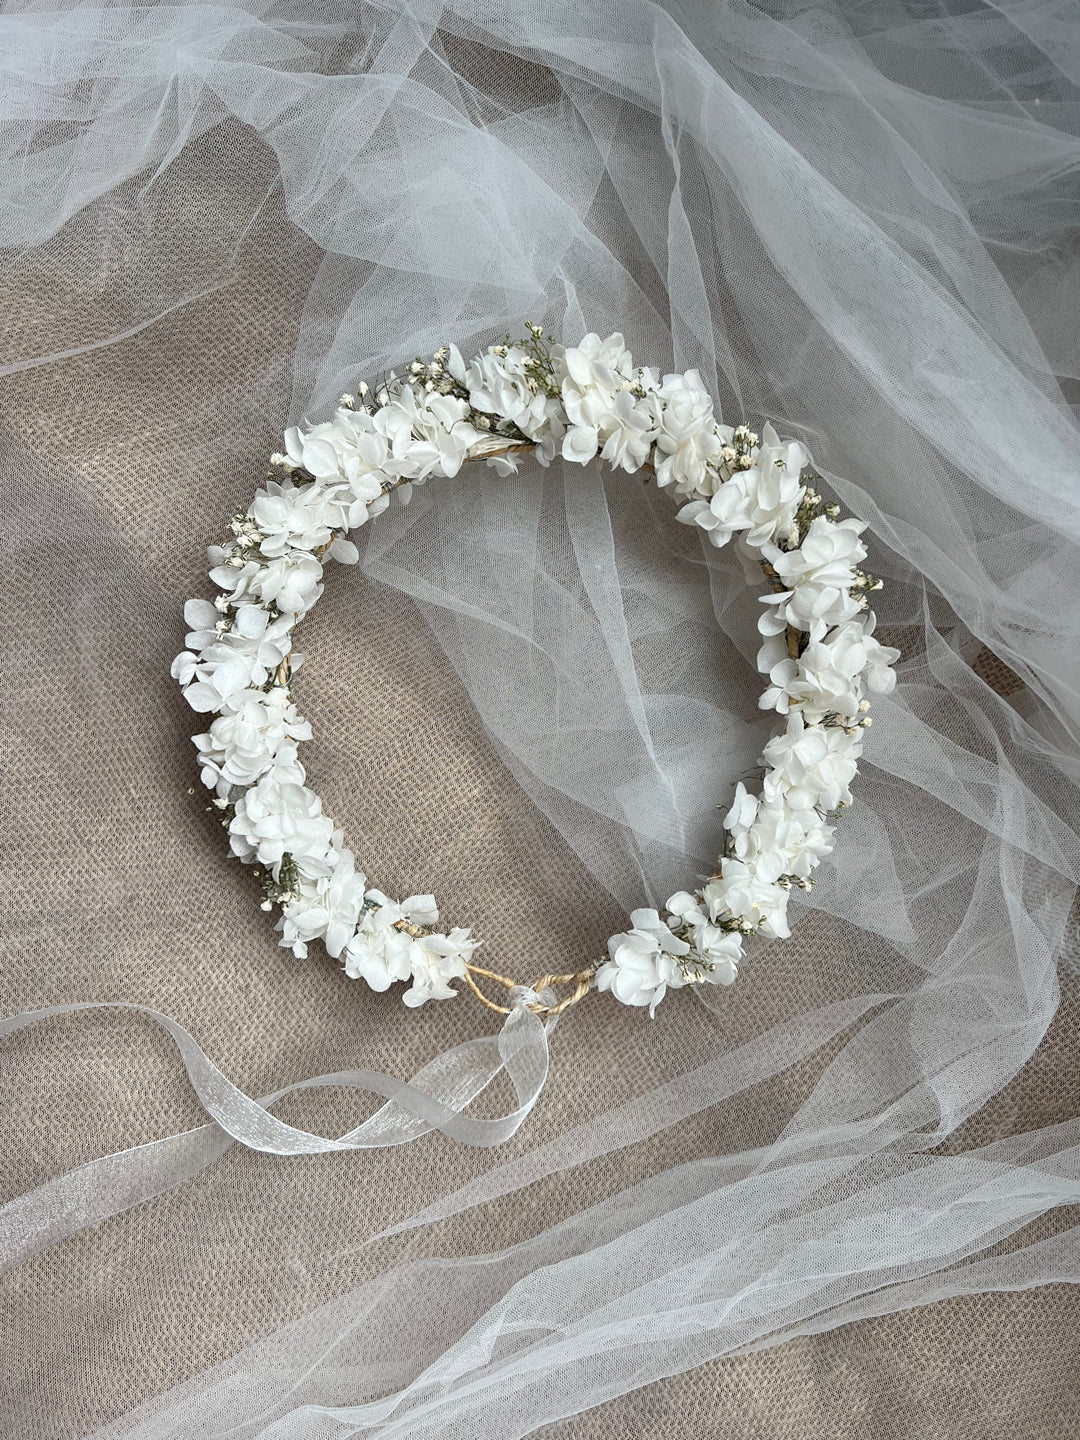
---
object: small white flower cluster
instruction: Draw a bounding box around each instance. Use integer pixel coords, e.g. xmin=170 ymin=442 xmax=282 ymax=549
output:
xmin=175 ymin=328 xmax=897 ymax=1015
xmin=172 ymin=353 xmax=485 ymax=1006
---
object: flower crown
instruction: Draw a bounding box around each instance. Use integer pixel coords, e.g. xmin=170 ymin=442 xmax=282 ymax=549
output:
xmin=173 ymin=327 xmax=897 ymax=1018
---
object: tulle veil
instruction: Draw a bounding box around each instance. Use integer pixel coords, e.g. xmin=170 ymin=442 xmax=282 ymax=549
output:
xmin=2 ymin=0 xmax=1080 ymax=1435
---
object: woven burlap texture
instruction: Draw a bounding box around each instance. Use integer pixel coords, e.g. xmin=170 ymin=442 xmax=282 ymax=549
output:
xmin=2 ymin=126 xmax=1077 ymax=1440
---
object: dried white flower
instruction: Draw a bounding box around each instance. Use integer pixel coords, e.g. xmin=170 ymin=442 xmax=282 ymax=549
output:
xmin=647 ymin=370 xmax=728 ymax=500
xmin=703 ymin=859 xmax=791 ymax=941
xmin=466 ymin=344 xmax=564 ymax=464
xmin=228 ymin=778 xmax=336 ymax=879
xmin=761 ymin=709 xmax=863 ymax=812
xmin=193 ymin=686 xmax=311 ymax=795
xmin=676 ymin=424 xmax=806 ymax=550
xmin=375 ymin=386 xmax=480 ymax=481
xmin=664 ymin=891 xmax=743 ymax=984
xmin=277 ymin=852 xmax=369 ymax=960
xmin=595 ymin=908 xmax=690 ymax=1016
xmin=403 ymin=929 xmax=478 ymax=1007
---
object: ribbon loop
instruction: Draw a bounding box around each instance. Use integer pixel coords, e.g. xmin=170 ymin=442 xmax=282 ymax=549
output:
xmin=0 ymin=996 xmax=557 ymax=1272
xmin=509 ymin=984 xmax=553 ymax=1011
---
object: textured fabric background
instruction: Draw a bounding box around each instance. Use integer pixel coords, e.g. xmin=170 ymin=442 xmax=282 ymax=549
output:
xmin=2 ymin=120 xmax=1078 ymax=1438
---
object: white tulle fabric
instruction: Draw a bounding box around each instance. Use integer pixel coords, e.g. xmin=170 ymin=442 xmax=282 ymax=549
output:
xmin=2 ymin=0 xmax=1080 ymax=1436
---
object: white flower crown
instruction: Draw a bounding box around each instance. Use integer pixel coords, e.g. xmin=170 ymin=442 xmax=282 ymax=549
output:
xmin=174 ymin=328 xmax=897 ymax=1017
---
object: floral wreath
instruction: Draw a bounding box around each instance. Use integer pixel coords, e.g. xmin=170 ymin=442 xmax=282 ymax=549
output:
xmin=174 ymin=327 xmax=897 ymax=1019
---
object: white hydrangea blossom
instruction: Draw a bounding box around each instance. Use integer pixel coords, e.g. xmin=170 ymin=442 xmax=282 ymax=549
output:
xmin=275 ymin=873 xmax=333 ymax=959
xmin=171 ymin=610 xmax=294 ymax=712
xmin=761 ymin=710 xmax=863 ymax=812
xmin=194 ymin=686 xmax=312 ymax=796
xmin=675 ymin=424 xmax=806 ymax=550
xmin=228 ymin=778 xmax=337 ymax=879
xmin=595 ymin=908 xmax=691 ymax=1016
xmin=664 ymin=892 xmax=743 ymax=984
xmin=703 ymin=859 xmax=792 ymax=941
xmin=341 ymin=892 xmax=435 ymax=990
xmin=596 ymin=387 xmax=657 ymax=472
xmin=555 ymin=331 xmax=656 ymax=470
xmin=758 ymin=515 xmax=868 ymax=637
xmin=759 ymin=616 xmax=900 ymax=719
xmin=175 ymin=327 xmax=895 ymax=1011
xmin=283 ymin=412 xmax=390 ymax=512
xmin=465 ymin=343 xmax=565 ymax=464
xmin=723 ymin=782 xmax=834 ymax=882
xmin=277 ymin=852 xmax=369 ymax=960
xmin=250 ymin=478 xmax=351 ymax=558
xmin=339 ymin=891 xmax=477 ymax=1006
xmin=401 ymin=929 xmax=480 ymax=1008
xmin=375 ymin=386 xmax=480 ymax=482
xmin=646 ymin=370 xmax=729 ymax=500
xmin=205 ymin=553 xmax=327 ymax=620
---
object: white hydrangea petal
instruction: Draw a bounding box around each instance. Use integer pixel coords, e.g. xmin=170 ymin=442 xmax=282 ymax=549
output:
xmin=328 ymin=537 xmax=359 ymax=565
xmin=182 ymin=681 xmax=225 ymax=713
xmin=562 ymin=424 xmax=598 ymax=465
xmin=300 ymin=437 xmax=342 ymax=477
xmin=184 ymin=598 xmax=218 ymax=631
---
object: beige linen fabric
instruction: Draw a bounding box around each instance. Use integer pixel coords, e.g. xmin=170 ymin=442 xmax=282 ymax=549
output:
xmin=2 ymin=129 xmax=1078 ymax=1440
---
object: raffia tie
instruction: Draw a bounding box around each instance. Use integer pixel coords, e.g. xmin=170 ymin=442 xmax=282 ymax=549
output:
xmin=385 ymin=916 xmax=594 ymax=1016
xmin=462 ymin=961 xmax=597 ymax=1017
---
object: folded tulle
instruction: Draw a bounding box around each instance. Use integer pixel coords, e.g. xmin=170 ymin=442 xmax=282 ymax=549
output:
xmin=80 ymin=1121 xmax=1080 ymax=1440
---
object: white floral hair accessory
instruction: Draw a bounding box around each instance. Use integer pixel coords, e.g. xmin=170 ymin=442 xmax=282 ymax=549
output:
xmin=174 ymin=327 xmax=897 ymax=1019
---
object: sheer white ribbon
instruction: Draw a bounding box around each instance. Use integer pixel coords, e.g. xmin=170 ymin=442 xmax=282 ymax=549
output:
xmin=0 ymin=994 xmax=556 ymax=1273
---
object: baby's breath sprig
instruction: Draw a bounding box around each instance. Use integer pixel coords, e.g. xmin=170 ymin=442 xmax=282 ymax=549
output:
xmin=515 ymin=323 xmax=561 ymax=396
xmin=408 ymin=345 xmax=464 ymax=400
xmin=252 ymin=853 xmax=301 ymax=912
